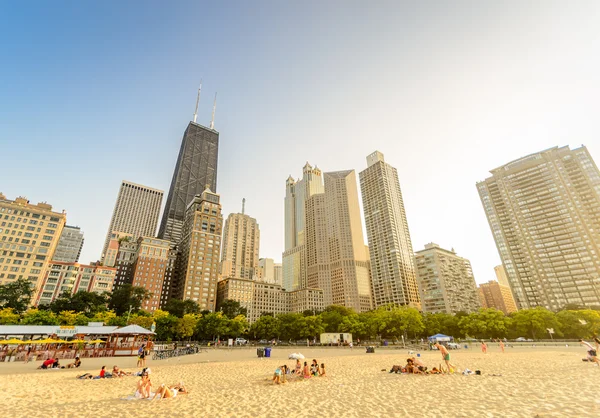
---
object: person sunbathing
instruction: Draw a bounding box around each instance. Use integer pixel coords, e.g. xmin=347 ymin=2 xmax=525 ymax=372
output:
xmin=152 ymin=382 xmax=188 ymax=399
xmin=112 ymin=365 xmax=128 ymax=377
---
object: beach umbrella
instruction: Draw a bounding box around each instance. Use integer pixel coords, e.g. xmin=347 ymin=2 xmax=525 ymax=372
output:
xmin=34 ymin=338 xmax=52 ymax=344
xmin=89 ymin=339 xmax=105 ymax=344
xmin=69 ymin=339 xmax=86 ymax=344
xmin=1 ymin=338 xmax=24 ymax=344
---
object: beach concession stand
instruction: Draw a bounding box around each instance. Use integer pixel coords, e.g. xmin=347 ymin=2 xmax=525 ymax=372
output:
xmin=0 ymin=323 xmax=154 ymax=362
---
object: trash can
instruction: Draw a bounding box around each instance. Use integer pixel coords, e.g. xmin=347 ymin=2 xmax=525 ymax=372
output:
xmin=366 ymin=346 xmax=375 ymax=353
xmin=257 ymin=347 xmax=265 ymax=358
xmin=264 ymin=347 xmax=272 ymax=358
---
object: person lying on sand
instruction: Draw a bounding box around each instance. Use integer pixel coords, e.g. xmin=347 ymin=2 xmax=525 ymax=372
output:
xmin=152 ymin=382 xmax=188 ymax=400
xmin=113 ymin=365 xmax=129 ymax=377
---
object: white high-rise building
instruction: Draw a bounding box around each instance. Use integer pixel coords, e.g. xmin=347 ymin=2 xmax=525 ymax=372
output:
xmin=283 ymin=164 xmax=373 ymax=312
xmin=52 ymin=225 xmax=84 ymax=263
xmin=257 ymin=258 xmax=282 ymax=286
xmin=477 ymin=145 xmax=600 ymax=310
xmin=359 ymin=151 xmax=421 ymax=309
xmin=221 ymin=202 xmax=260 ymax=280
xmin=101 ymin=181 xmax=163 ymax=261
xmin=415 ymin=243 xmax=480 ymax=314
xmin=283 ymin=163 xmax=324 ymax=290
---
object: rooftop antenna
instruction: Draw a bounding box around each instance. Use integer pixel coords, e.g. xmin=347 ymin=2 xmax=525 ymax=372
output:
xmin=193 ymin=80 xmax=202 ymax=123
xmin=242 ymin=198 xmax=246 ymax=215
xmin=210 ymin=92 xmax=217 ymax=129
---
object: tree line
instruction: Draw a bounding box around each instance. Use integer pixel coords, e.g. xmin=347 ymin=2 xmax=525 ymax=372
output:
xmin=1 ymin=278 xmax=600 ymax=342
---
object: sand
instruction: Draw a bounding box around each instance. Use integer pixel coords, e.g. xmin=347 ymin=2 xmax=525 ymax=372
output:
xmin=1 ymin=345 xmax=598 ymax=417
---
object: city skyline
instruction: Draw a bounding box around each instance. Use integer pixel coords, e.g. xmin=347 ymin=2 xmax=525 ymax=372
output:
xmin=2 ymin=2 xmax=600 ymax=285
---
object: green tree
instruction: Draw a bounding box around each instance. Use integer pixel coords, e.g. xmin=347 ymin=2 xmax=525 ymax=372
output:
xmin=196 ymin=312 xmax=230 ymax=340
xmin=249 ymin=315 xmax=280 ymax=340
xmin=48 ymin=291 xmax=108 ymax=315
xmin=320 ymin=305 xmax=356 ymax=332
xmin=57 ymin=310 xmax=89 ymax=325
xmin=175 ymin=314 xmax=200 ymax=340
xmin=458 ymin=309 xmax=511 ymax=339
xmin=510 ymin=307 xmax=560 ymax=339
xmin=164 ymin=299 xmax=201 ymax=318
xmin=218 ymin=299 xmax=248 ymax=319
xmin=0 ymin=278 xmax=34 ymax=313
xmin=277 ymin=313 xmax=304 ymax=341
xmin=297 ymin=315 xmax=325 ymax=339
xmin=21 ymin=309 xmax=59 ymax=325
xmin=153 ymin=310 xmax=178 ymax=341
xmin=556 ymin=310 xmax=600 ymax=339
xmin=129 ymin=314 xmax=154 ymax=329
xmin=227 ymin=314 xmax=249 ymax=337
xmin=108 ymin=284 xmax=152 ymax=316
xmin=0 ymin=307 xmax=20 ymax=324
xmin=376 ymin=306 xmax=424 ymax=340
xmin=90 ymin=310 xmax=118 ymax=325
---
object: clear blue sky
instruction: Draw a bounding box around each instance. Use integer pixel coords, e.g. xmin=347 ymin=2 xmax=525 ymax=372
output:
xmin=1 ymin=1 xmax=599 ymax=283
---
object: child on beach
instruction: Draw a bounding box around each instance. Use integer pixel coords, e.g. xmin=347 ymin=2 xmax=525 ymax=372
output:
xmin=303 ymin=361 xmax=311 ymax=378
xmin=319 ymin=363 xmax=326 ymax=377
xmin=294 ymin=359 xmax=302 ymax=375
xmin=273 ymin=366 xmax=283 ymax=384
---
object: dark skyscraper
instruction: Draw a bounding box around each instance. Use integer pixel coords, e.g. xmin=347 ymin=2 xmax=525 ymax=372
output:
xmin=158 ymin=121 xmax=219 ymax=244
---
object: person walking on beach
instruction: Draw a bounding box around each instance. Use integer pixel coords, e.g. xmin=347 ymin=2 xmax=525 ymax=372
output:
xmin=24 ymin=345 xmax=32 ymax=363
xmin=481 ymin=341 xmax=488 ymax=354
xmin=137 ymin=344 xmax=146 ymax=368
xmin=434 ymin=343 xmax=457 ymax=372
xmin=499 ymin=339 xmax=505 ymax=353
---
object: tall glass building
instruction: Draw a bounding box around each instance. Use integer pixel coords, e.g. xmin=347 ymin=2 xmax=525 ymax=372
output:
xmin=359 ymin=151 xmax=421 ymax=309
xmin=158 ymin=122 xmax=219 ymax=244
xmin=477 ymin=145 xmax=600 ymax=310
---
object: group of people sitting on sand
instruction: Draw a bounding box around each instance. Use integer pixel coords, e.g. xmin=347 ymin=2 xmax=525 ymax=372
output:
xmin=76 ymin=364 xmax=134 ymax=379
xmin=273 ymin=359 xmax=326 ymax=384
xmin=388 ymin=343 xmax=461 ymax=375
xmin=38 ymin=356 xmax=81 ymax=370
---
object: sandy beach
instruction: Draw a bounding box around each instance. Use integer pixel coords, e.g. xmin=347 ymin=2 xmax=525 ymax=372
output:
xmin=1 ymin=345 xmax=598 ymax=417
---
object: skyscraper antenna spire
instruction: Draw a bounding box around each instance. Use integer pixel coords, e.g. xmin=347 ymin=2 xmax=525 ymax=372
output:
xmin=210 ymin=92 xmax=217 ymax=129
xmin=242 ymin=198 xmax=245 ymax=215
xmin=193 ymin=80 xmax=202 ymax=123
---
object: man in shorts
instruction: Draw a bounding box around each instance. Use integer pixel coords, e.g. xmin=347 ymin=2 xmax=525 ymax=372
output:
xmin=434 ymin=343 xmax=458 ymax=373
